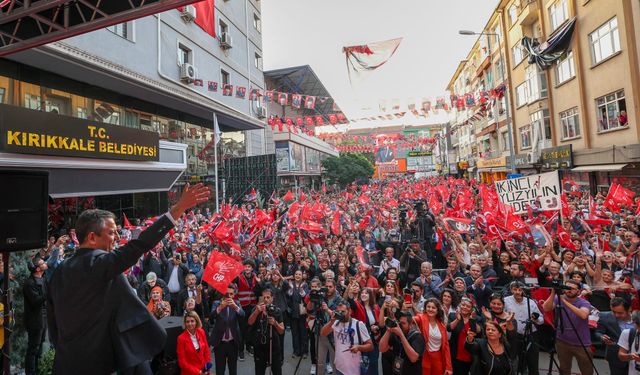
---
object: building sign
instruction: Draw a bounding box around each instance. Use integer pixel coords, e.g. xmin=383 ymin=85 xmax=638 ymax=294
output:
xmin=511 ymin=154 xmax=531 ymax=168
xmin=407 ymin=151 xmax=434 ymax=172
xmin=458 ymin=161 xmax=469 ymax=169
xmin=275 ymin=147 xmax=290 ymax=172
xmin=541 ymin=145 xmax=572 ymax=169
xmin=477 ymin=156 xmax=507 ymax=169
xmin=449 ymin=163 xmax=458 ymax=174
xmin=495 ymin=171 xmax=561 ymax=214
xmin=0 ymin=104 xmax=159 ymax=161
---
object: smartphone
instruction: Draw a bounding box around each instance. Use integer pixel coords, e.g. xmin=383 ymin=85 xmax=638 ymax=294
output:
xmin=404 ymin=293 xmax=412 ymax=305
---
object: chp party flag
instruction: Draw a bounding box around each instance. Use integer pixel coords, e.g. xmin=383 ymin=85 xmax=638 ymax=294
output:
xmin=202 ymin=251 xmax=244 ymax=294
xmin=443 ymin=217 xmax=472 ymax=234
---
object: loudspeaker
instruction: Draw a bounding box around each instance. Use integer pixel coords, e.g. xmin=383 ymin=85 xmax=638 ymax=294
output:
xmin=0 ymin=170 xmax=49 ymax=252
xmin=158 ymin=316 xmax=183 ymax=360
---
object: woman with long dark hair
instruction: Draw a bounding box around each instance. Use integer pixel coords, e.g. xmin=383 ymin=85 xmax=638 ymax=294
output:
xmin=352 ymin=288 xmax=381 ymax=375
xmin=465 ymin=320 xmax=514 ymax=374
xmin=448 ymin=297 xmax=481 ymax=375
xmin=414 ymin=298 xmax=453 ymax=375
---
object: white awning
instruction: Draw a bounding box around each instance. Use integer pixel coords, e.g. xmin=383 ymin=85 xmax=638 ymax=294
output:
xmin=571 ymin=164 xmax=627 ymax=172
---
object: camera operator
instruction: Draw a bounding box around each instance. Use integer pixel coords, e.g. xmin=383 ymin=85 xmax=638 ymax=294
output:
xmin=379 ymin=311 xmax=425 ymax=375
xmin=542 ymin=279 xmax=594 ymax=375
xmin=248 ymin=288 xmax=285 ymax=375
xmin=305 ymin=278 xmax=324 ymax=375
xmin=320 ymin=301 xmax=373 ymax=375
xmin=310 ymin=279 xmax=343 ymax=375
xmin=617 ymin=311 xmax=640 ymax=375
xmin=504 ymin=281 xmax=544 ymax=375
xmin=399 ymin=239 xmax=426 ymax=287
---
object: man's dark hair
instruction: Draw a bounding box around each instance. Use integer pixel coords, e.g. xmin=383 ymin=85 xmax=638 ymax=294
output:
xmin=335 ymin=300 xmax=349 ymax=309
xmin=565 ymin=279 xmax=581 ymax=288
xmin=510 ymin=262 xmax=525 ymax=273
xmin=28 ymin=255 xmax=43 ymax=274
xmin=242 ymin=259 xmax=256 ymax=269
xmin=75 ymin=209 xmax=116 ymax=244
xmin=261 ymin=287 xmax=272 ymax=296
xmin=611 ymin=296 xmax=631 ymax=310
xmin=410 ymin=281 xmax=424 ymax=289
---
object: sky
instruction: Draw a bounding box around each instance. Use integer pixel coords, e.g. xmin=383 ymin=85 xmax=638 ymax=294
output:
xmin=261 ymin=0 xmax=498 ymax=129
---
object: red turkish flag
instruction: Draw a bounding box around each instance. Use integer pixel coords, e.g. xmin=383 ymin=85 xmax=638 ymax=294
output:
xmin=202 ymin=251 xmax=244 ymax=294
xmin=358 ymin=194 xmax=370 ymax=205
xmin=299 ymin=191 xmax=307 ymax=202
xmin=561 ymin=193 xmax=572 ymax=217
xmin=315 ymin=116 xmax=324 ymax=125
xmin=329 ymin=114 xmax=338 ymax=124
xmin=331 ymin=211 xmax=342 ymax=235
xmin=122 ymin=212 xmax=135 ymax=229
xmin=192 ymin=1 xmax=216 ymax=38
xmin=611 ymin=183 xmax=635 ymax=205
xmin=305 ymin=116 xmax=315 ymax=126
xmin=384 ymin=199 xmax=399 ymax=208
xmin=283 ymin=190 xmax=295 ymax=202
xmin=557 ymin=225 xmax=577 ymax=251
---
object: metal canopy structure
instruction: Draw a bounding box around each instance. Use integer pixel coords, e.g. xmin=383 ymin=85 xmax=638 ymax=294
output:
xmin=0 ymin=0 xmax=200 ymax=57
xmin=264 ymin=65 xmax=341 ymax=117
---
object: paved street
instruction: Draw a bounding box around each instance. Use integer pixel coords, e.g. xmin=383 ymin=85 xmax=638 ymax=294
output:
xmin=235 ymin=329 xmax=611 ymax=375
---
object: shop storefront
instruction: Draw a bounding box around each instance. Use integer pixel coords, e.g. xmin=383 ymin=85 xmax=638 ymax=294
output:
xmin=274 ymin=134 xmax=337 ymax=190
xmin=477 ymin=156 xmax=507 ymax=183
xmin=511 ymin=154 xmax=536 ymax=175
xmin=458 ymin=160 xmax=469 ymax=178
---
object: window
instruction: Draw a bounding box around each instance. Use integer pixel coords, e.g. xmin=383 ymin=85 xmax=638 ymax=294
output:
xmin=555 ymin=51 xmax=575 ymax=84
xmin=501 ymin=131 xmax=509 ymax=151
xmin=253 ymin=14 xmax=261 ymax=32
xmin=530 ymin=109 xmax=551 ymax=140
xmin=512 ymin=44 xmax=526 ymax=66
xmin=24 ymin=94 xmax=41 ymax=110
xmin=526 ymin=64 xmax=547 ymax=102
xmin=221 ymin=69 xmax=230 ymax=86
xmin=107 ymin=22 xmax=134 ymax=41
xmin=590 ymin=17 xmax=621 ymax=64
xmin=254 ymin=53 xmax=262 ymax=70
xmin=178 ymin=44 xmax=192 ymax=65
xmin=520 ymin=126 xmax=532 ymax=149
xmin=219 ymin=19 xmax=229 ymax=36
xmin=0 ymin=87 xmax=5 ymax=103
xmin=516 ymin=83 xmax=527 ymax=107
xmin=549 ymin=0 xmax=569 ymax=31
xmin=596 ymin=90 xmax=627 ymax=131
xmin=509 ymin=5 xmax=518 ymax=26
xmin=77 ymin=107 xmax=88 ymax=119
xmin=560 ymin=107 xmax=580 ymax=139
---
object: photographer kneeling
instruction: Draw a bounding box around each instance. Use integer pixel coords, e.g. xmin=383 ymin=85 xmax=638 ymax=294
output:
xmin=248 ymin=288 xmax=285 ymax=375
xmin=379 ymin=311 xmax=425 ymax=375
xmin=321 ymin=301 xmax=373 ymax=375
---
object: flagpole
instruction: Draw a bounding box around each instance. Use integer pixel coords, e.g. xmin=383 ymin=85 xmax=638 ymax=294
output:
xmin=213 ymin=113 xmax=220 ymax=213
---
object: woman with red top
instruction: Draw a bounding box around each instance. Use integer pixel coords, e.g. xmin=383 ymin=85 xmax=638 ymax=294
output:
xmin=351 ymin=288 xmax=381 ymax=375
xmin=414 ymin=298 xmax=453 ymax=375
xmin=448 ymin=297 xmax=481 ymax=375
xmin=176 ymin=311 xmax=211 ymax=375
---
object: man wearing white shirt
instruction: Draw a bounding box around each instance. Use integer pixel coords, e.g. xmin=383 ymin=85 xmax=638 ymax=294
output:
xmin=504 ymin=281 xmax=544 ymax=375
xmin=320 ymin=301 xmax=373 ymax=375
xmin=379 ymin=247 xmax=400 ymax=277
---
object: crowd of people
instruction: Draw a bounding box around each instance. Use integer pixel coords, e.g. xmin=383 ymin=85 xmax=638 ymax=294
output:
xmin=20 ymin=176 xmax=640 ymax=375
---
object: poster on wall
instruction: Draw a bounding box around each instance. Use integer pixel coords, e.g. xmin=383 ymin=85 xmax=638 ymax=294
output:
xmin=375 ymin=145 xmax=396 ymax=164
xmin=306 ymin=148 xmax=321 ymax=172
xmin=290 ymin=143 xmax=305 ymax=172
xmin=276 ymin=148 xmax=290 ymax=172
xmin=494 ymin=171 xmax=561 ymax=214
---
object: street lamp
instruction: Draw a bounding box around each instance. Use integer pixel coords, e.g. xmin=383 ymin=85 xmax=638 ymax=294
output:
xmin=458 ymin=29 xmax=515 ymax=173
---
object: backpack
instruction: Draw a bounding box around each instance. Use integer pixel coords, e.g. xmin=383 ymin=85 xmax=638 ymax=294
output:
xmin=628 ymin=327 xmax=637 ymax=350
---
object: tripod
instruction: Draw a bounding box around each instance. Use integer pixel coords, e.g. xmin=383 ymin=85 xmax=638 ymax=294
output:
xmin=546 ymin=291 xmax=600 ymax=375
xmin=517 ymin=289 xmax=543 ymax=375
xmin=295 ymin=308 xmax=322 ymax=375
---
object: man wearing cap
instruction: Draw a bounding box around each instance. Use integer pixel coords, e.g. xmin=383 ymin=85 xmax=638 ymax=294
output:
xmin=47 ymin=183 xmax=209 ymax=375
xmin=504 ymin=281 xmax=544 ymax=375
xmin=137 ymin=271 xmax=169 ymax=305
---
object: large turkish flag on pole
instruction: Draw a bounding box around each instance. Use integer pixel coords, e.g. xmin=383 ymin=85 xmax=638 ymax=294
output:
xmin=202 ymin=251 xmax=244 ymax=294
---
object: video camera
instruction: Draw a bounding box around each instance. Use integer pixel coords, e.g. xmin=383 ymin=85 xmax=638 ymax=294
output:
xmin=398 ymin=205 xmax=408 ymax=226
xmin=309 ymin=288 xmax=328 ymax=304
xmin=334 ymin=310 xmax=346 ymax=321
xmin=384 ymin=317 xmax=398 ymax=328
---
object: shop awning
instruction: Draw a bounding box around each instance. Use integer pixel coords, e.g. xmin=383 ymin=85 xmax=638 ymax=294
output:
xmin=467 ymin=167 xmax=475 ymax=172
xmin=571 ymin=164 xmax=627 ymax=172
xmin=477 ymin=167 xmax=508 ymax=173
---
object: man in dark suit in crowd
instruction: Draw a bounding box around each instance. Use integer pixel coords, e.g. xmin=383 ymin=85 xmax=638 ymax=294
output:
xmin=210 ymin=284 xmax=244 ymax=375
xmin=23 ymin=255 xmax=48 ymax=375
xmin=164 ymin=252 xmax=189 ymax=315
xmin=47 ymin=183 xmax=209 ymax=375
xmin=595 ymin=297 xmax=633 ymax=375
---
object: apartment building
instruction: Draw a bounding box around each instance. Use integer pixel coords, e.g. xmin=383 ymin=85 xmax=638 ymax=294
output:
xmin=448 ymin=0 xmax=640 ymax=194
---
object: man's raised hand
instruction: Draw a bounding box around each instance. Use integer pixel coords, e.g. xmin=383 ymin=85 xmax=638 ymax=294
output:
xmin=170 ymin=183 xmax=211 ymax=219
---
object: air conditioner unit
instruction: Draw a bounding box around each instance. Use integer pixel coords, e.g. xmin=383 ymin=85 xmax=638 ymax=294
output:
xmin=180 ymin=5 xmax=196 ymax=22
xmin=256 ymin=106 xmax=267 ymax=119
xmin=219 ymin=32 xmax=233 ymax=49
xmin=180 ymin=63 xmax=196 ymax=82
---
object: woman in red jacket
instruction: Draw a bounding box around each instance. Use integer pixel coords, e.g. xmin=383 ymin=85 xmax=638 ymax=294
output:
xmin=176 ymin=311 xmax=211 ymax=375
xmin=414 ymin=298 xmax=453 ymax=375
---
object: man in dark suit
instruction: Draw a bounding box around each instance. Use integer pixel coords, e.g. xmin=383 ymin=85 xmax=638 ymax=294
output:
xmin=23 ymin=255 xmax=48 ymax=375
xmin=164 ymin=252 xmax=189 ymax=315
xmin=595 ymin=297 xmax=633 ymax=375
xmin=210 ymin=284 xmax=244 ymax=375
xmin=47 ymin=183 xmax=209 ymax=375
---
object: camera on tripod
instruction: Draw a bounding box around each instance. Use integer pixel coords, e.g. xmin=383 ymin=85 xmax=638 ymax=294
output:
xmin=266 ymin=304 xmax=280 ymax=317
xmin=550 ymin=278 xmax=572 ymax=291
xmin=399 ymin=205 xmax=408 ymax=226
xmin=309 ymin=288 xmax=328 ymax=304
